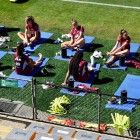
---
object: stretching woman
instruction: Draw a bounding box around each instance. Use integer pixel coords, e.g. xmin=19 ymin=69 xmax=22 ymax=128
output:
xmin=104 ymin=29 xmax=131 ymax=66
xmin=9 ymin=16 xmax=40 ymax=51
xmin=15 ymin=43 xmax=43 ymax=75
xmin=61 ymin=19 xmax=85 ymax=49
xmin=62 ymin=51 xmax=94 ymax=86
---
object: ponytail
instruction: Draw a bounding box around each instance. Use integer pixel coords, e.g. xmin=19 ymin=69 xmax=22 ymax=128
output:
xmin=119 ymin=29 xmax=127 ymax=40
xmin=71 ymin=19 xmax=77 ymax=25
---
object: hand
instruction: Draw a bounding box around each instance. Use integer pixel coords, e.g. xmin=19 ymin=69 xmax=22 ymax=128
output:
xmin=110 ymin=52 xmax=115 ymax=56
xmin=62 ymin=82 xmax=66 ymax=86
xmin=107 ymin=52 xmax=110 ymax=56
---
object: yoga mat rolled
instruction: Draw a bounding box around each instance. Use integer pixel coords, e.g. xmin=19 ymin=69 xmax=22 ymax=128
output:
xmin=119 ymin=54 xmax=125 ymax=66
xmin=139 ymin=51 xmax=140 ymax=63
xmin=61 ymin=46 xmax=67 ymax=58
xmin=121 ymin=90 xmax=127 ymax=104
xmin=68 ymin=78 xmax=74 ymax=91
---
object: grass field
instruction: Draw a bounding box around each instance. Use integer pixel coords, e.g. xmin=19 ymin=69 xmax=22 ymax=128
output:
xmin=0 ymin=0 xmax=140 ymax=130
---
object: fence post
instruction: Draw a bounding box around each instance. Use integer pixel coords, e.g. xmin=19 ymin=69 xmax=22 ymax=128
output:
xmin=31 ymin=78 xmax=35 ymax=120
xmin=98 ymin=91 xmax=101 ymax=132
xmin=33 ymin=78 xmax=37 ymax=120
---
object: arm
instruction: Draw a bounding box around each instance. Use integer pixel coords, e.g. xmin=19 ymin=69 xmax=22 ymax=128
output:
xmin=70 ymin=35 xmax=74 ymax=45
xmin=75 ymin=31 xmax=83 ymax=43
xmin=112 ymin=42 xmax=129 ymax=55
xmin=110 ymin=41 xmax=119 ymax=53
xmin=62 ymin=70 xmax=70 ymax=86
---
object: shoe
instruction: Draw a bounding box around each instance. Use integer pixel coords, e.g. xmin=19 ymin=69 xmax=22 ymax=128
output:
xmin=0 ymin=37 xmax=11 ymax=42
xmin=41 ymin=82 xmax=53 ymax=90
xmin=92 ymin=50 xmax=103 ymax=58
xmin=0 ymin=43 xmax=8 ymax=48
xmin=4 ymin=37 xmax=11 ymax=42
xmin=57 ymin=38 xmax=63 ymax=43
xmin=61 ymin=34 xmax=71 ymax=39
xmin=44 ymin=65 xmax=55 ymax=69
xmin=54 ymin=38 xmax=63 ymax=44
xmin=0 ymin=36 xmax=6 ymax=42
xmin=41 ymin=69 xmax=48 ymax=75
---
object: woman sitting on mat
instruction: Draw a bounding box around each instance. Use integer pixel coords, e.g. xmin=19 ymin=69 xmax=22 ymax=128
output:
xmin=62 ymin=50 xmax=95 ymax=86
xmin=61 ymin=19 xmax=85 ymax=49
xmin=104 ymin=29 xmax=131 ymax=67
xmin=15 ymin=42 xmax=43 ymax=75
xmin=9 ymin=16 xmax=41 ymax=51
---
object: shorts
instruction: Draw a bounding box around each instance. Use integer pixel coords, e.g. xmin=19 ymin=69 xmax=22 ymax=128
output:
xmin=28 ymin=31 xmax=41 ymax=42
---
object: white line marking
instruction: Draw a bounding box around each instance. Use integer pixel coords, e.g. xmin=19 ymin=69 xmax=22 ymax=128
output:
xmin=61 ymin=0 xmax=140 ymax=10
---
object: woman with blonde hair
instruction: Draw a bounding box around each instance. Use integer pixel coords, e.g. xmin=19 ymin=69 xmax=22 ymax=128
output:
xmin=104 ymin=29 xmax=131 ymax=66
xmin=18 ymin=15 xmax=41 ymax=46
xmin=61 ymin=19 xmax=85 ymax=49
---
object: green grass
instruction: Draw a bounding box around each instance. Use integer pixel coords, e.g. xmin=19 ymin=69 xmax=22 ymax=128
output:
xmin=0 ymin=0 xmax=140 ymax=131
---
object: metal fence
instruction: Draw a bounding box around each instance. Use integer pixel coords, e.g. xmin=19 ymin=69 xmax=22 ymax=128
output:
xmin=0 ymin=76 xmax=33 ymax=119
xmin=0 ymin=77 xmax=140 ymax=139
xmin=34 ymin=80 xmax=140 ymax=139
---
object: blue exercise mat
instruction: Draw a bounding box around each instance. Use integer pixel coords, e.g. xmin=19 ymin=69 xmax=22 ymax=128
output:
xmin=7 ymin=56 xmax=50 ymax=88
xmin=0 ymin=51 xmax=7 ymax=59
xmin=54 ymin=36 xmax=95 ymax=61
xmin=60 ymin=63 xmax=100 ymax=96
xmin=8 ymin=32 xmax=53 ymax=55
xmin=0 ymin=26 xmax=4 ymax=31
xmin=106 ymin=74 xmax=140 ymax=112
xmin=103 ymin=43 xmax=140 ymax=70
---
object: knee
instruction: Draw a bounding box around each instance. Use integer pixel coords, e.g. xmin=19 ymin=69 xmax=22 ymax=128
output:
xmin=17 ymin=32 xmax=21 ymax=36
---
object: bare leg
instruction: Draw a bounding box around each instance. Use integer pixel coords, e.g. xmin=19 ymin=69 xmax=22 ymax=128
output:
xmin=17 ymin=32 xmax=27 ymax=42
xmin=61 ymin=41 xmax=71 ymax=48
xmin=72 ymin=38 xmax=85 ymax=49
xmin=104 ymin=50 xmax=129 ymax=65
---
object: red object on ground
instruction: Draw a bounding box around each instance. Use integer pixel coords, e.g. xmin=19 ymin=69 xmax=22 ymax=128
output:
xmin=125 ymin=60 xmax=140 ymax=68
xmin=79 ymin=121 xmax=87 ymax=127
xmin=95 ymin=124 xmax=107 ymax=131
xmin=73 ymin=84 xmax=100 ymax=94
xmin=47 ymin=116 xmax=55 ymax=121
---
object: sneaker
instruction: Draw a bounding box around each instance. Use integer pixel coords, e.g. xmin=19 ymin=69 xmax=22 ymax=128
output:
xmin=53 ymin=38 xmax=63 ymax=44
xmin=41 ymin=82 xmax=53 ymax=90
xmin=5 ymin=37 xmax=11 ymax=42
xmin=0 ymin=36 xmax=11 ymax=42
xmin=0 ymin=36 xmax=6 ymax=42
xmin=0 ymin=43 xmax=7 ymax=48
xmin=61 ymin=34 xmax=71 ymax=39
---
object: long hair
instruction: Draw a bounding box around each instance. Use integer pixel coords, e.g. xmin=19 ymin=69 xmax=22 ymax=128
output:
xmin=118 ymin=29 xmax=127 ymax=41
xmin=25 ymin=15 xmax=35 ymax=27
xmin=69 ymin=50 xmax=83 ymax=77
xmin=16 ymin=43 xmax=24 ymax=57
xmin=71 ymin=19 xmax=78 ymax=25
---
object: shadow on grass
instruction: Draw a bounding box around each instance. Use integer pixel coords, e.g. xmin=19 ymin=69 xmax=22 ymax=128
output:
xmin=85 ymin=43 xmax=104 ymax=52
xmin=93 ymin=77 xmax=113 ymax=85
xmin=11 ymin=0 xmax=29 ymax=4
xmin=44 ymin=39 xmax=56 ymax=44
xmin=35 ymin=71 xmax=56 ymax=77
xmin=0 ymin=27 xmax=20 ymax=36
xmin=0 ymin=66 xmax=12 ymax=71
